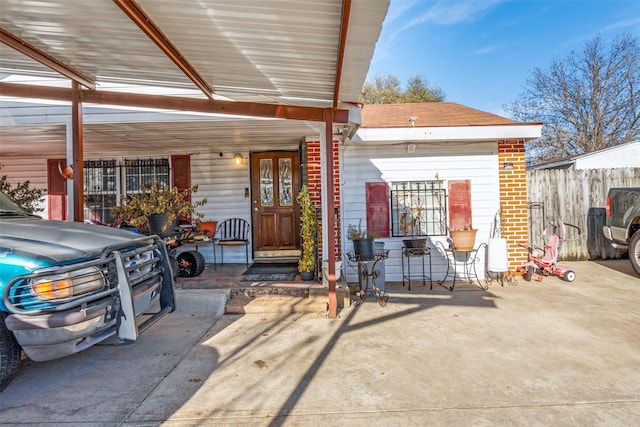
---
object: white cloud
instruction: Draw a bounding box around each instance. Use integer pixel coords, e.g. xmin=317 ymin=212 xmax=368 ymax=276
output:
xmin=600 ymin=17 xmax=640 ymax=34
xmin=399 ymin=0 xmax=504 ymax=32
xmin=368 ymin=0 xmax=505 ymax=79
xmin=472 ymin=44 xmax=502 ymax=55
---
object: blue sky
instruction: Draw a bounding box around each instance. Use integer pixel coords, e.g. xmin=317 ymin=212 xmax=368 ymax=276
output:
xmin=366 ymin=0 xmax=640 ymax=115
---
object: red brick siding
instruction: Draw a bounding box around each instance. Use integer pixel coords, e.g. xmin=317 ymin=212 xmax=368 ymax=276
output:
xmin=306 ymin=139 xmax=341 ymax=260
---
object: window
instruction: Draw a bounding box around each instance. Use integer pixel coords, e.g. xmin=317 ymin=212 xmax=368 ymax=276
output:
xmin=124 ymin=158 xmax=170 ymax=194
xmin=83 ymin=157 xmax=169 ymax=224
xmin=84 ymin=159 xmax=117 ymax=225
xmin=390 ymin=181 xmax=447 ymax=237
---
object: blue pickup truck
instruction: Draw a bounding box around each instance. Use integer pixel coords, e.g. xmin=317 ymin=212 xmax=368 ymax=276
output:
xmin=0 ymin=192 xmax=176 ymax=391
xmin=602 ymin=187 xmax=640 ymax=276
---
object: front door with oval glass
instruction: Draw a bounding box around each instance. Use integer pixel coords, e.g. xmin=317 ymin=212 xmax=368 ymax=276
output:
xmin=251 ymin=151 xmax=301 ymax=260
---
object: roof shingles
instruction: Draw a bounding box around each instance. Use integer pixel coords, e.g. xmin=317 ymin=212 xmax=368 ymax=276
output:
xmin=361 ymin=102 xmax=519 ymax=128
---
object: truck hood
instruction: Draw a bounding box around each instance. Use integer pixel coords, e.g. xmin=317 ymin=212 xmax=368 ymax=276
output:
xmin=0 ymin=218 xmax=144 ymax=264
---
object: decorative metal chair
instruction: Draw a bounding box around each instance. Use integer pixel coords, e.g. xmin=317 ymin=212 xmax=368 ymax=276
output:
xmin=213 ymin=218 xmax=250 ymax=268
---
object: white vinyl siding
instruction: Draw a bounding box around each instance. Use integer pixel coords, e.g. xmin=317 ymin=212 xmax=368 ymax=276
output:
xmin=341 ymin=141 xmax=500 ymax=283
xmin=189 ymin=151 xmax=252 ymax=264
xmin=0 ymin=157 xmax=50 ymax=217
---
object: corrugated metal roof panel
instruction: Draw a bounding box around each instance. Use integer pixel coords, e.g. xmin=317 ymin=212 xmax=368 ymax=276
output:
xmin=1 ymin=0 xmax=389 ymax=105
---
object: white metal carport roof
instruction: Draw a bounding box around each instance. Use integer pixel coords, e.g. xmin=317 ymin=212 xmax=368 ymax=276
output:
xmin=0 ymin=0 xmax=389 ymax=319
xmin=0 ymin=0 xmax=389 ymax=156
xmin=0 ymin=0 xmax=388 ymax=107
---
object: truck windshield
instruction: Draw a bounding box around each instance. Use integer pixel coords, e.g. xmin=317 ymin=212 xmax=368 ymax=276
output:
xmin=0 ymin=192 xmax=33 ymax=216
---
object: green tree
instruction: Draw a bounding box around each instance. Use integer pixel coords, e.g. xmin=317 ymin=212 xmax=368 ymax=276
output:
xmin=0 ymin=163 xmax=45 ymax=213
xmin=360 ymin=73 xmax=446 ymax=104
xmin=403 ymin=74 xmax=447 ymax=103
xmin=505 ymin=34 xmax=640 ymax=165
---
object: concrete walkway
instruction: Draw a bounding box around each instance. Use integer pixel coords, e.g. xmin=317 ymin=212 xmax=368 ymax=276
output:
xmin=1 ymin=260 xmax=639 ymax=426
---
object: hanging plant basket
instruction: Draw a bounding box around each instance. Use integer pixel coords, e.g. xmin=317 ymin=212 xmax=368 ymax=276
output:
xmin=450 ymin=229 xmax=478 ymax=251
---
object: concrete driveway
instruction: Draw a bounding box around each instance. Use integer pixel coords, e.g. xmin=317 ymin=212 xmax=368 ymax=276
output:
xmin=1 ymin=260 xmax=639 ymax=426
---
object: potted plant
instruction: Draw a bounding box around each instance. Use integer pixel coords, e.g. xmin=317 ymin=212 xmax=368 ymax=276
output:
xmin=399 ymin=203 xmax=427 ymax=250
xmin=112 ymin=183 xmax=207 ymax=235
xmin=297 ymin=185 xmax=316 ymax=280
xmin=449 ymin=226 xmax=478 ymax=251
xmin=347 ymin=220 xmax=376 ymax=260
xmin=197 ymin=220 xmax=218 ymax=239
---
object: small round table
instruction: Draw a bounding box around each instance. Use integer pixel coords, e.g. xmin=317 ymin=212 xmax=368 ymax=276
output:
xmin=436 ymin=241 xmax=488 ymax=291
xmin=346 ymin=250 xmax=390 ymax=306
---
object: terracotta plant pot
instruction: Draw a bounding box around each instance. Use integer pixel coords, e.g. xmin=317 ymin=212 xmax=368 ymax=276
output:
xmin=450 ymin=229 xmax=478 ymax=251
xmin=198 ymin=220 xmax=218 ymax=238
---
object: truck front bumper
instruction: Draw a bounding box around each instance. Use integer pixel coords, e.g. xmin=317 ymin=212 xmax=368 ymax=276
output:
xmin=4 ymin=238 xmax=176 ymax=362
xmin=5 ymin=279 xmax=162 ymax=361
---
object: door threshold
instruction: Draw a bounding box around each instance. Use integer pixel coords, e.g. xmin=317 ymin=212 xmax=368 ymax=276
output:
xmin=253 ymin=256 xmax=300 ymax=264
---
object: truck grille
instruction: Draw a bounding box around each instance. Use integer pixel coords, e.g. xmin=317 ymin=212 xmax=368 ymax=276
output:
xmin=5 ymin=237 xmax=167 ymax=314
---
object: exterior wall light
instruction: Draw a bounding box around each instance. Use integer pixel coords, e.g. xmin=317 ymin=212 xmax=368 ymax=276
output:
xmin=503 ymin=162 xmax=514 ymax=170
xmin=234 ymin=154 xmax=243 ymax=165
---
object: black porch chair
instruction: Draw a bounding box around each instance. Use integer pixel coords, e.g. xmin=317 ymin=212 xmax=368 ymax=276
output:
xmin=213 ymin=218 xmax=251 ymax=269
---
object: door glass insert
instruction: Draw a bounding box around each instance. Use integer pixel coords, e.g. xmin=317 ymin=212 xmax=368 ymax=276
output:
xmin=279 ymin=158 xmax=292 ymax=206
xmin=260 ymin=159 xmax=274 ymax=206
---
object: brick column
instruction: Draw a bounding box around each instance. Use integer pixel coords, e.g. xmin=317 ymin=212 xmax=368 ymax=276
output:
xmin=305 ymin=139 xmax=341 ymax=261
xmin=498 ymin=140 xmax=528 ymax=270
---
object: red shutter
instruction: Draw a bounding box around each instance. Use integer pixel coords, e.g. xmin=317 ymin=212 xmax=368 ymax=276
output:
xmin=171 ymin=155 xmax=191 ymax=192
xmin=47 ymin=159 xmax=67 ymax=220
xmin=171 ymin=155 xmax=191 ymax=224
xmin=448 ymin=180 xmax=472 ymax=230
xmin=366 ymin=182 xmax=390 ymax=238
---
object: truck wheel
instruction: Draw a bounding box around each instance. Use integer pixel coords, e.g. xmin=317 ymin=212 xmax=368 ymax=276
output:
xmin=630 ymin=231 xmax=640 ymax=276
xmin=1 ymin=312 xmax=21 ymax=392
xmin=177 ymin=251 xmax=206 ymax=277
xmin=563 ymin=270 xmax=576 ymax=282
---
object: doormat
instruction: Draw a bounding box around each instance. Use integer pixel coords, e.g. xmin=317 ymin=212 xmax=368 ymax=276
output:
xmin=241 ymin=263 xmax=298 ymax=282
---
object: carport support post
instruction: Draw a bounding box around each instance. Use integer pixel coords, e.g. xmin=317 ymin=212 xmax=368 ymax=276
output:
xmin=323 ymin=108 xmax=338 ymax=318
xmin=71 ymin=81 xmax=84 ymax=222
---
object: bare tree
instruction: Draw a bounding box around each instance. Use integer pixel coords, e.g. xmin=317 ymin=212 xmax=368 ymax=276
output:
xmin=360 ymin=73 xmax=446 ymax=104
xmin=505 ymin=34 xmax=640 ymax=165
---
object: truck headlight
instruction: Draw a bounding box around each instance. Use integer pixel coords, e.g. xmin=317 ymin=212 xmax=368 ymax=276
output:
xmin=30 ymin=267 xmax=105 ymax=300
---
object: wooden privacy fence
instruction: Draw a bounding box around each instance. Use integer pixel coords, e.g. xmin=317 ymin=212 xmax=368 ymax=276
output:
xmin=526 ymin=168 xmax=640 ymax=260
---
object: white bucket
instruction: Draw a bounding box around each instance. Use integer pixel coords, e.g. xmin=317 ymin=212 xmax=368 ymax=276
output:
xmin=487 ymin=238 xmax=509 ymax=272
xmin=322 ymin=260 xmax=343 ymax=285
